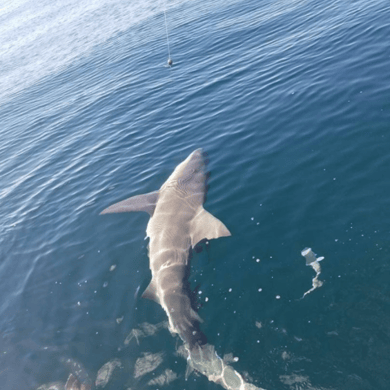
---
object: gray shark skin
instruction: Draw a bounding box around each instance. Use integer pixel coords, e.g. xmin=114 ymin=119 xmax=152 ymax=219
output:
xmin=101 ymin=149 xmax=231 ymax=347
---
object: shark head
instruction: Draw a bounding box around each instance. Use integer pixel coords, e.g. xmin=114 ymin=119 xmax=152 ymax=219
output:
xmin=169 ymin=149 xmax=206 ymax=182
xmin=163 ymin=149 xmax=207 ymax=205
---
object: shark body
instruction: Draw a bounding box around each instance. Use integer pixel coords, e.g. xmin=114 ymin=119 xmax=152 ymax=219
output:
xmin=101 ymin=149 xmax=263 ymax=390
xmin=101 ymin=149 xmax=231 ymax=347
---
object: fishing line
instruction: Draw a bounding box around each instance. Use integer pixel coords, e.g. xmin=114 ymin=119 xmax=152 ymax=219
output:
xmin=162 ymin=0 xmax=173 ymax=66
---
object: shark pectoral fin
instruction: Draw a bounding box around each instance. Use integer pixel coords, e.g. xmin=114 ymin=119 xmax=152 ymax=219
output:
xmin=100 ymin=191 xmax=159 ymax=216
xmin=141 ymin=280 xmax=160 ymax=304
xmin=190 ymin=208 xmax=231 ymax=247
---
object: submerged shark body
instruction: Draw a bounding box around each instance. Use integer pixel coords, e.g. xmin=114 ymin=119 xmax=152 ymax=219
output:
xmin=101 ymin=149 xmax=230 ymax=347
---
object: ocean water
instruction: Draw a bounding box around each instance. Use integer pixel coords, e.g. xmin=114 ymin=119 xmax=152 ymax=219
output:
xmin=1 ymin=0 xmax=390 ymax=388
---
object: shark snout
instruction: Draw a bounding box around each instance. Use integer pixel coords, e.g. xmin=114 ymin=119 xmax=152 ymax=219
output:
xmin=182 ymin=149 xmax=205 ymax=172
xmin=190 ymin=148 xmax=203 ymax=157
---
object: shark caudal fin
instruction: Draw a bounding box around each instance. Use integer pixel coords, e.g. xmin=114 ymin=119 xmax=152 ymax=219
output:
xmin=190 ymin=208 xmax=231 ymax=247
xmin=100 ymin=191 xmax=159 ymax=216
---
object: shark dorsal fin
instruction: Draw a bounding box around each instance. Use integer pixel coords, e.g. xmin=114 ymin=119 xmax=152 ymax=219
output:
xmin=190 ymin=208 xmax=231 ymax=248
xmin=100 ymin=191 xmax=159 ymax=216
xmin=141 ymin=279 xmax=160 ymax=304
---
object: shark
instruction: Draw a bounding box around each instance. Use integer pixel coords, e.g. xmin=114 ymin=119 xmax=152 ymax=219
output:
xmin=101 ymin=149 xmax=263 ymax=390
xmin=101 ymin=149 xmax=230 ymax=347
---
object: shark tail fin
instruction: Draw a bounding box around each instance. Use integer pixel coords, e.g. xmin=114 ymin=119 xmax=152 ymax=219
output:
xmin=100 ymin=191 xmax=159 ymax=216
xmin=190 ymin=208 xmax=231 ymax=247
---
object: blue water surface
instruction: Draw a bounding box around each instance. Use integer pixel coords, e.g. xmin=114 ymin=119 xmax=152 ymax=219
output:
xmin=1 ymin=0 xmax=390 ymax=389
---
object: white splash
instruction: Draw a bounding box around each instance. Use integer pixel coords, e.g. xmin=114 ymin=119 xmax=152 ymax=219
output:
xmin=301 ymin=247 xmax=324 ymax=298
